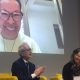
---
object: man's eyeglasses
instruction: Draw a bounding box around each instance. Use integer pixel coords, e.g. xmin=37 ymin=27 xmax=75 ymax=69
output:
xmin=0 ymin=9 xmax=23 ymax=22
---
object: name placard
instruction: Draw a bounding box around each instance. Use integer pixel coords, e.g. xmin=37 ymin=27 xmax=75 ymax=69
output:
xmin=74 ymin=76 xmax=80 ymax=80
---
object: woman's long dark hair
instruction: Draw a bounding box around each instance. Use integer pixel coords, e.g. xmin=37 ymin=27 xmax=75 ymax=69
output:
xmin=71 ymin=48 xmax=80 ymax=63
xmin=71 ymin=48 xmax=80 ymax=76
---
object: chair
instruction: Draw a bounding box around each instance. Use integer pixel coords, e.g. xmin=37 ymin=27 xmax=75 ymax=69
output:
xmin=40 ymin=76 xmax=48 ymax=80
xmin=55 ymin=73 xmax=62 ymax=80
xmin=0 ymin=73 xmax=11 ymax=76
xmin=50 ymin=73 xmax=62 ymax=80
xmin=50 ymin=77 xmax=58 ymax=80
xmin=0 ymin=73 xmax=18 ymax=80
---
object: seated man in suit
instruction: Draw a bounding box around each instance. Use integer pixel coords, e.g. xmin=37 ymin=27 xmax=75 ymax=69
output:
xmin=11 ymin=43 xmax=45 ymax=80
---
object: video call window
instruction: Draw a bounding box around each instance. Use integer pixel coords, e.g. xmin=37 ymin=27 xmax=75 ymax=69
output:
xmin=0 ymin=0 xmax=64 ymax=54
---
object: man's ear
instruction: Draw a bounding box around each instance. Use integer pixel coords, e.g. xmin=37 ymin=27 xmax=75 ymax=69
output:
xmin=0 ymin=19 xmax=4 ymax=34
xmin=0 ymin=14 xmax=4 ymax=30
xmin=0 ymin=26 xmax=2 ymax=34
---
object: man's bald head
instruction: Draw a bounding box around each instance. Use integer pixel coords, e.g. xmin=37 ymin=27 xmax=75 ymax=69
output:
xmin=0 ymin=0 xmax=21 ymax=10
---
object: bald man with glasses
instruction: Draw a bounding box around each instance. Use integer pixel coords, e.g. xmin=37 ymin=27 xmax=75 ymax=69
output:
xmin=0 ymin=0 xmax=41 ymax=53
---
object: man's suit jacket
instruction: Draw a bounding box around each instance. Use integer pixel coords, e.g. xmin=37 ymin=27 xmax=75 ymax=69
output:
xmin=11 ymin=58 xmax=39 ymax=80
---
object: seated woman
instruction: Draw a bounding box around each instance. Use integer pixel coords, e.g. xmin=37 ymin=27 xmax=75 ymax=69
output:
xmin=62 ymin=48 xmax=80 ymax=80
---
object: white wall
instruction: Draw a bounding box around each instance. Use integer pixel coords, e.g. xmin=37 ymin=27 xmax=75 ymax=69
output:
xmin=27 ymin=3 xmax=64 ymax=53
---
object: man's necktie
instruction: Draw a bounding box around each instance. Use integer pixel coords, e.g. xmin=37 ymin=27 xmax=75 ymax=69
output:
xmin=26 ymin=62 xmax=30 ymax=75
